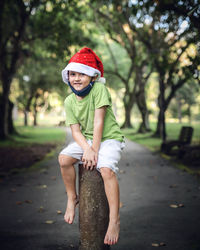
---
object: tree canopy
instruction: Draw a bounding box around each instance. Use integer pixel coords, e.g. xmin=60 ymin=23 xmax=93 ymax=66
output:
xmin=0 ymin=0 xmax=199 ymax=140
xmin=0 ymin=0 xmax=92 ymax=139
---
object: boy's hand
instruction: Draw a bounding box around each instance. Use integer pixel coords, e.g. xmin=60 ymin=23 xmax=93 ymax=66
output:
xmin=82 ymin=147 xmax=98 ymax=170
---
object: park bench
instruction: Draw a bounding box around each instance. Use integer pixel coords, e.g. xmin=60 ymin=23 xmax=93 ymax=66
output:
xmin=161 ymin=126 xmax=193 ymax=155
xmin=178 ymin=144 xmax=200 ymax=162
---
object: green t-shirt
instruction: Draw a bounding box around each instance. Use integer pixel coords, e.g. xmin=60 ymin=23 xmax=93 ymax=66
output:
xmin=64 ymin=82 xmax=124 ymax=142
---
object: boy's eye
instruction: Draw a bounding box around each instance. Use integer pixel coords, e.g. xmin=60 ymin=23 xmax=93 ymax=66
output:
xmin=81 ymin=73 xmax=85 ymax=76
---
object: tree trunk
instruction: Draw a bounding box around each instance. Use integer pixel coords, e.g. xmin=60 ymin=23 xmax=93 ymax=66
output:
xmin=136 ymin=80 xmax=151 ymax=133
xmin=121 ymin=94 xmax=135 ymax=129
xmin=121 ymin=104 xmax=132 ymax=128
xmin=8 ymin=100 xmax=16 ymax=134
xmin=33 ymin=94 xmax=39 ymax=126
xmin=24 ymin=111 xmax=28 ymax=126
xmin=0 ymin=98 xmax=8 ymax=140
xmin=79 ymin=166 xmax=110 ymax=250
xmin=188 ymin=105 xmax=191 ymax=124
xmin=33 ymin=110 xmax=37 ymax=126
xmin=155 ymin=106 xmax=166 ymax=140
xmin=137 ymin=111 xmax=150 ymax=133
xmin=24 ymin=95 xmax=34 ymax=126
xmin=0 ymin=77 xmax=12 ymax=140
xmin=154 ymin=79 xmax=166 ymax=141
xmin=177 ymin=96 xmax=182 ymax=123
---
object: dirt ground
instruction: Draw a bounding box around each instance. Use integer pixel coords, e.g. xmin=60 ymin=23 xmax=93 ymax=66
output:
xmin=0 ymin=143 xmax=56 ymax=175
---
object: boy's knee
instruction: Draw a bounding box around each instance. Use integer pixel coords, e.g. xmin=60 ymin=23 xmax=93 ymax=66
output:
xmin=100 ymin=167 xmax=115 ymax=180
xmin=58 ymin=154 xmax=72 ymax=168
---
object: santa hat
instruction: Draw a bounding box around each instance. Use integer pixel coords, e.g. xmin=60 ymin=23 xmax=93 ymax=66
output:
xmin=62 ymin=47 xmax=105 ymax=84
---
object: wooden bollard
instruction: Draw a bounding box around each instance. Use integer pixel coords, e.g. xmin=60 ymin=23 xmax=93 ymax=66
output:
xmin=79 ymin=165 xmax=110 ymax=250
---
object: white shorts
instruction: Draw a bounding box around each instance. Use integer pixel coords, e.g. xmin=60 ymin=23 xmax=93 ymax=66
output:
xmin=59 ymin=139 xmax=125 ymax=173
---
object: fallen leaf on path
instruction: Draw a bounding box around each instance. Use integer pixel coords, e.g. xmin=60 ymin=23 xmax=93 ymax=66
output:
xmin=169 ymin=184 xmax=178 ymax=188
xmin=51 ymin=176 xmax=56 ymax=180
xmin=57 ymin=210 xmax=62 ymax=214
xmin=45 ymin=220 xmax=54 ymax=224
xmin=170 ymin=204 xmax=178 ymax=208
xmin=170 ymin=204 xmax=184 ymax=208
xmin=10 ymin=188 xmax=16 ymax=192
xmin=25 ymin=200 xmax=33 ymax=204
xmin=119 ymin=170 xmax=125 ymax=174
xmin=120 ymin=202 xmax=123 ymax=208
xmin=159 ymin=242 xmax=166 ymax=246
xmin=16 ymin=201 xmax=23 ymax=205
xmin=152 ymin=243 xmax=160 ymax=247
xmin=152 ymin=242 xmax=166 ymax=247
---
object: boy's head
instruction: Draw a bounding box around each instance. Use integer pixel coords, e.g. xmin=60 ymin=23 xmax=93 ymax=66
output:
xmin=68 ymin=71 xmax=97 ymax=96
xmin=62 ymin=47 xmax=105 ymax=85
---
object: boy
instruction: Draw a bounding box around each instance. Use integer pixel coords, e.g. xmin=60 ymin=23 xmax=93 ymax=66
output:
xmin=58 ymin=47 xmax=124 ymax=246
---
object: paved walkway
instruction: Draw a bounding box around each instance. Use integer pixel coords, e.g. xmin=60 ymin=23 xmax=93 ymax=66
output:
xmin=0 ymin=132 xmax=200 ymax=250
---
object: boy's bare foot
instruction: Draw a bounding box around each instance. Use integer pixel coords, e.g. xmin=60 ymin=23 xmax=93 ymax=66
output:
xmin=64 ymin=196 xmax=79 ymax=224
xmin=104 ymin=219 xmax=120 ymax=245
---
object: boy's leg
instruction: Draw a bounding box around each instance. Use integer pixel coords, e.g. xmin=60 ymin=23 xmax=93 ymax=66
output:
xmin=58 ymin=154 xmax=79 ymax=224
xmin=100 ymin=167 xmax=120 ymax=245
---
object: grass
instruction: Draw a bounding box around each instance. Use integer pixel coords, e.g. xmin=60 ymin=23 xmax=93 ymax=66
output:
xmin=122 ymin=122 xmax=200 ymax=152
xmin=0 ymin=126 xmax=66 ymax=147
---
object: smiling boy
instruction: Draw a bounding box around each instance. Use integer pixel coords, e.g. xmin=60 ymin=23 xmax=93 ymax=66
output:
xmin=58 ymin=47 xmax=124 ymax=245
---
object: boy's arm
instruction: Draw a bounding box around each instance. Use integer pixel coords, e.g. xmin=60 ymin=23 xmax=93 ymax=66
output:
xmin=70 ymin=124 xmax=97 ymax=170
xmin=71 ymin=123 xmax=90 ymax=151
xmin=92 ymin=106 xmax=107 ymax=154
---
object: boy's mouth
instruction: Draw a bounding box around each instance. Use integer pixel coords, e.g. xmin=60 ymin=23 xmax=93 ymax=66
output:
xmin=73 ymin=83 xmax=83 ymax=89
xmin=73 ymin=83 xmax=82 ymax=87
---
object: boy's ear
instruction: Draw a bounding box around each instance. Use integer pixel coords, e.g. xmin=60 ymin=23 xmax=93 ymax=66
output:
xmin=92 ymin=74 xmax=98 ymax=81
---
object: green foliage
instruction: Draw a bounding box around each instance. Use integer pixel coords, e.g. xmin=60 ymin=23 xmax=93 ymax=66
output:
xmin=168 ymin=80 xmax=200 ymax=120
xmin=0 ymin=0 xmax=95 ymax=138
xmin=95 ymin=37 xmax=131 ymax=90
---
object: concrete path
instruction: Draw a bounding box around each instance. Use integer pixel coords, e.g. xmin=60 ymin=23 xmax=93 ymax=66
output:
xmin=0 ymin=131 xmax=200 ymax=250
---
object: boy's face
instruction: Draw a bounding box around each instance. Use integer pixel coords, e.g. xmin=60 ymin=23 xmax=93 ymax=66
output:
xmin=69 ymin=71 xmax=92 ymax=91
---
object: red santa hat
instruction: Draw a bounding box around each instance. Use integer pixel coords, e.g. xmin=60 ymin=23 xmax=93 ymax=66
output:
xmin=62 ymin=47 xmax=105 ymax=84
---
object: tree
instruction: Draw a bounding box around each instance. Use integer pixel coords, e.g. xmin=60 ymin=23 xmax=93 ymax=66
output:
xmin=89 ymin=1 xmax=152 ymax=130
xmin=16 ymin=52 xmax=64 ymax=126
xmin=0 ymin=0 xmax=91 ymax=139
xmin=170 ymin=80 xmax=199 ymax=123
xmin=136 ymin=1 xmax=200 ymax=139
xmin=89 ymin=0 xmax=199 ymax=138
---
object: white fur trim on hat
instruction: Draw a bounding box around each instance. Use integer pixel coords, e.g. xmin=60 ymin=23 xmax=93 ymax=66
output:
xmin=62 ymin=62 xmax=106 ymax=84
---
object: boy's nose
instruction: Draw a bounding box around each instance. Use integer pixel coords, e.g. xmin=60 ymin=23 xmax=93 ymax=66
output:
xmin=75 ymin=74 xmax=81 ymax=80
